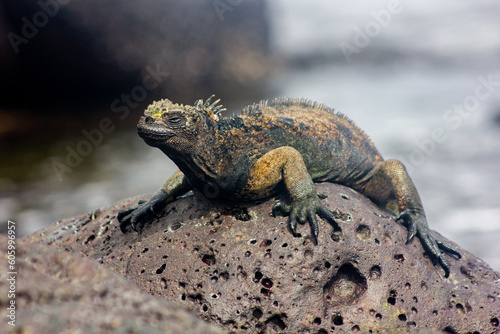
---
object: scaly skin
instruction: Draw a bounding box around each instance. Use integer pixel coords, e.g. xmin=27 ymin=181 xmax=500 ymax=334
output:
xmin=118 ymin=96 xmax=461 ymax=277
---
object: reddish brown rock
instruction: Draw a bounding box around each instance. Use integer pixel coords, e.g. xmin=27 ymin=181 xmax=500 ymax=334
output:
xmin=0 ymin=235 xmax=222 ymax=334
xmin=24 ymin=183 xmax=500 ymax=333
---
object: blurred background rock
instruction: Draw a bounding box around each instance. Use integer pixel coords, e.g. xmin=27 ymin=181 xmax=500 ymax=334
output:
xmin=0 ymin=0 xmax=499 ymax=270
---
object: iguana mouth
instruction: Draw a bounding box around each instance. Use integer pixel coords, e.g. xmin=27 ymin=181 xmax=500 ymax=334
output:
xmin=137 ymin=124 xmax=174 ymax=143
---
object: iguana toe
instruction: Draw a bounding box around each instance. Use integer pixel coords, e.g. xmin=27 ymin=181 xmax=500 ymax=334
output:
xmin=397 ymin=211 xmax=460 ymax=278
xmin=273 ymin=196 xmax=339 ymax=244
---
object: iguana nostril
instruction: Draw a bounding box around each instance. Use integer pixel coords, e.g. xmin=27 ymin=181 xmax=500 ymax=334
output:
xmin=145 ymin=116 xmax=154 ymax=124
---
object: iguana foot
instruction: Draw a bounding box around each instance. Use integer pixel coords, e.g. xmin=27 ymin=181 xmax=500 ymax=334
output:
xmin=117 ymin=191 xmax=168 ymax=233
xmin=397 ymin=210 xmax=461 ymax=278
xmin=272 ymin=195 xmax=340 ymax=245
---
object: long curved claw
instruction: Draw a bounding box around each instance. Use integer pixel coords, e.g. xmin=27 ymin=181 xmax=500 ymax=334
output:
xmin=307 ymin=208 xmax=319 ymax=245
xmin=397 ymin=211 xmax=461 ymax=278
xmin=397 ymin=210 xmax=417 ymax=243
xmin=318 ymin=204 xmax=340 ymax=231
xmin=436 ymin=240 xmax=462 ymax=259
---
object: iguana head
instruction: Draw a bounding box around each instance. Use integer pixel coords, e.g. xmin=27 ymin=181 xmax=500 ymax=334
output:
xmin=137 ymin=95 xmax=226 ymax=155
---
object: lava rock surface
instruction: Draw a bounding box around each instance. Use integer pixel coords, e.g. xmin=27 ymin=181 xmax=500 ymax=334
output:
xmin=24 ymin=183 xmax=500 ymax=333
xmin=0 ymin=235 xmax=223 ymax=334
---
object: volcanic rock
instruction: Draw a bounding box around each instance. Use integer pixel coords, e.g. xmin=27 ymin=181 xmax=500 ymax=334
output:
xmin=24 ymin=183 xmax=500 ymax=333
xmin=0 ymin=235 xmax=222 ymax=334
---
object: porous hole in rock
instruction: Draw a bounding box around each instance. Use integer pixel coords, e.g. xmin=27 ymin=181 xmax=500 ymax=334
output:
xmin=374 ymin=238 xmax=380 ymax=245
xmin=443 ymin=326 xmax=458 ymax=334
xmin=375 ymin=313 xmax=382 ymax=320
xmin=304 ymin=249 xmax=314 ymax=259
xmin=355 ymin=224 xmax=371 ymax=241
xmin=352 ymin=324 xmax=360 ymax=332
xmin=313 ymin=317 xmax=321 ymax=325
xmin=232 ymin=207 xmax=251 ymax=221
xmin=261 ymin=278 xmax=273 ymax=289
xmin=84 ymin=234 xmax=96 ymax=244
xmin=252 ymin=308 xmax=263 ymax=319
xmin=325 ymin=261 xmax=331 ymax=269
xmin=265 ymin=313 xmax=287 ymax=331
xmin=188 ymin=293 xmax=203 ymax=303
xmin=394 ymin=254 xmax=405 ymax=263
xmin=317 ymin=329 xmax=328 ymax=334
xmin=323 ymin=263 xmax=367 ymax=307
xmin=260 ymin=288 xmax=271 ymax=296
xmin=388 ymin=290 xmax=397 ymax=305
xmin=156 ymin=263 xmax=166 ymax=274
xmin=253 ymin=270 xmax=263 ymax=283
xmin=369 ymin=265 xmax=381 ymax=279
xmin=398 ymin=313 xmax=407 ymax=321
xmin=491 ymin=317 xmax=499 ymax=327
xmin=332 ymin=314 xmax=343 ymax=325
xmin=201 ymin=254 xmax=216 ymax=266
xmin=260 ymin=239 xmax=272 ymax=249
xmin=330 ymin=231 xmax=342 ymax=242
xmin=170 ymin=221 xmax=183 ymax=230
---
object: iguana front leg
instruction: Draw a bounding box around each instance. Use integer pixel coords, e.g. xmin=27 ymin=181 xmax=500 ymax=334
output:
xmin=363 ymin=159 xmax=461 ymax=277
xmin=118 ymin=169 xmax=192 ymax=232
xmin=241 ymin=146 xmax=340 ymax=244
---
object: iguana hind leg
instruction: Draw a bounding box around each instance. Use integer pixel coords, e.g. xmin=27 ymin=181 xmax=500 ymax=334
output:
xmin=363 ymin=159 xmax=461 ymax=277
xmin=241 ymin=146 xmax=340 ymax=244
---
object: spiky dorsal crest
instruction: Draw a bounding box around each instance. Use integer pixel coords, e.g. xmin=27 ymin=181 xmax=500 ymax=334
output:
xmin=194 ymin=95 xmax=226 ymax=121
xmin=241 ymin=97 xmax=339 ymax=116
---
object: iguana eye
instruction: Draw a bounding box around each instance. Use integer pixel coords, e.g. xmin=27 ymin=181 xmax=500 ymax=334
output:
xmin=167 ymin=115 xmax=183 ymax=124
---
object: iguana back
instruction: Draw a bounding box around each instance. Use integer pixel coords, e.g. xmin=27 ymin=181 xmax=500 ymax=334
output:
xmin=221 ymin=98 xmax=383 ymax=190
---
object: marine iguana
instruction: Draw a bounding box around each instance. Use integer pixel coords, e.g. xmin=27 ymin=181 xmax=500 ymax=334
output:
xmin=117 ymin=96 xmax=461 ymax=277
